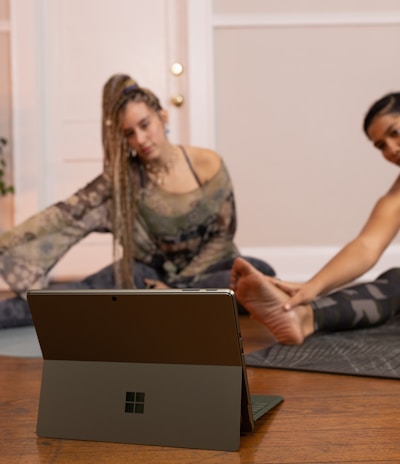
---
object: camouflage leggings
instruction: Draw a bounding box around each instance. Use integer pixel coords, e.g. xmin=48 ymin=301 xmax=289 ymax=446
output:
xmin=312 ymin=268 xmax=400 ymax=332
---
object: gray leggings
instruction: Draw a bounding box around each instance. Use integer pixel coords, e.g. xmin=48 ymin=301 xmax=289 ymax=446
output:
xmin=0 ymin=256 xmax=275 ymax=329
xmin=312 ymin=268 xmax=400 ymax=332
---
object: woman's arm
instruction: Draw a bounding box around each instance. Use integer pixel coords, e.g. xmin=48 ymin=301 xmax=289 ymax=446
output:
xmin=0 ymin=173 xmax=112 ymax=296
xmin=283 ymin=174 xmax=400 ymax=309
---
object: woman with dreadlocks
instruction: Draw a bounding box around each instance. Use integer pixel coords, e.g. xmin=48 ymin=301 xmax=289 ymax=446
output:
xmin=0 ymin=73 xmax=275 ymax=328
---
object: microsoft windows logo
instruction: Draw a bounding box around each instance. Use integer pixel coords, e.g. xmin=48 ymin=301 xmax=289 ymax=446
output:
xmin=125 ymin=392 xmax=145 ymax=414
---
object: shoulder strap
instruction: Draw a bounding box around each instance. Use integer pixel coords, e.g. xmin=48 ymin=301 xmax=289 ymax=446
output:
xmin=179 ymin=145 xmax=202 ymax=187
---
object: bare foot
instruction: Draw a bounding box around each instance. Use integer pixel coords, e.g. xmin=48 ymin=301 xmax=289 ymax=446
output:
xmin=231 ymin=257 xmax=311 ymax=345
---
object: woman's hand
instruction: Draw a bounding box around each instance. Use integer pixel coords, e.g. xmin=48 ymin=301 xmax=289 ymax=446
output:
xmin=266 ymin=277 xmax=318 ymax=311
xmin=269 ymin=278 xmax=304 ymax=297
xmin=279 ymin=282 xmax=319 ymax=311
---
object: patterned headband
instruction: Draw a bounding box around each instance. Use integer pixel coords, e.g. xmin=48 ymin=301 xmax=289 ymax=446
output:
xmin=123 ymin=81 xmax=139 ymax=95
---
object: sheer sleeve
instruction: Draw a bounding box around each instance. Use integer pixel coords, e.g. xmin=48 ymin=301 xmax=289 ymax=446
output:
xmin=0 ymin=173 xmax=112 ymax=297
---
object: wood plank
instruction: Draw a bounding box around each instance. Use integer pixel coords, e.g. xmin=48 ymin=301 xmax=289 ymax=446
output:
xmin=1 ymin=315 xmax=400 ymax=463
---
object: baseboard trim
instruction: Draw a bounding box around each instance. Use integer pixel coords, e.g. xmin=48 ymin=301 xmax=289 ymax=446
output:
xmin=239 ymin=245 xmax=400 ymax=283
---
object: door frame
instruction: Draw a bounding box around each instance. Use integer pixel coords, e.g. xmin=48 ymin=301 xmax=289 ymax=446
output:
xmin=10 ymin=0 xmax=196 ymax=223
xmin=10 ymin=0 xmax=46 ymax=223
xmin=186 ymin=0 xmax=215 ymax=149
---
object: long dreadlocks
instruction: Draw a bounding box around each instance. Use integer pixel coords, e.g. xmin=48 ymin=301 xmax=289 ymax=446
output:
xmin=101 ymin=74 xmax=163 ymax=288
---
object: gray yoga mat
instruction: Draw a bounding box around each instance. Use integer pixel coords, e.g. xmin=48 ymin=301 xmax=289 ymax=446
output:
xmin=0 ymin=326 xmax=41 ymax=358
xmin=245 ymin=316 xmax=400 ymax=379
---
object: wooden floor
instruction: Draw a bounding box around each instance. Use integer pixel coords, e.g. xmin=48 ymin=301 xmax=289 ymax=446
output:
xmin=1 ymin=310 xmax=400 ymax=463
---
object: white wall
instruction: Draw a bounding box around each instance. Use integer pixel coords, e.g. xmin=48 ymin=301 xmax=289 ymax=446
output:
xmin=6 ymin=0 xmax=400 ymax=284
xmin=187 ymin=0 xmax=400 ymax=281
xmin=0 ymin=0 xmax=13 ymax=231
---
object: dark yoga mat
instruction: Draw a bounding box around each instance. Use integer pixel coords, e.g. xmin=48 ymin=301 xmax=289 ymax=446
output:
xmin=245 ymin=316 xmax=400 ymax=379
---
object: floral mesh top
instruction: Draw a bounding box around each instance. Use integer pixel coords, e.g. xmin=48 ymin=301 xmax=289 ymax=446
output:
xmin=0 ymin=156 xmax=239 ymax=296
